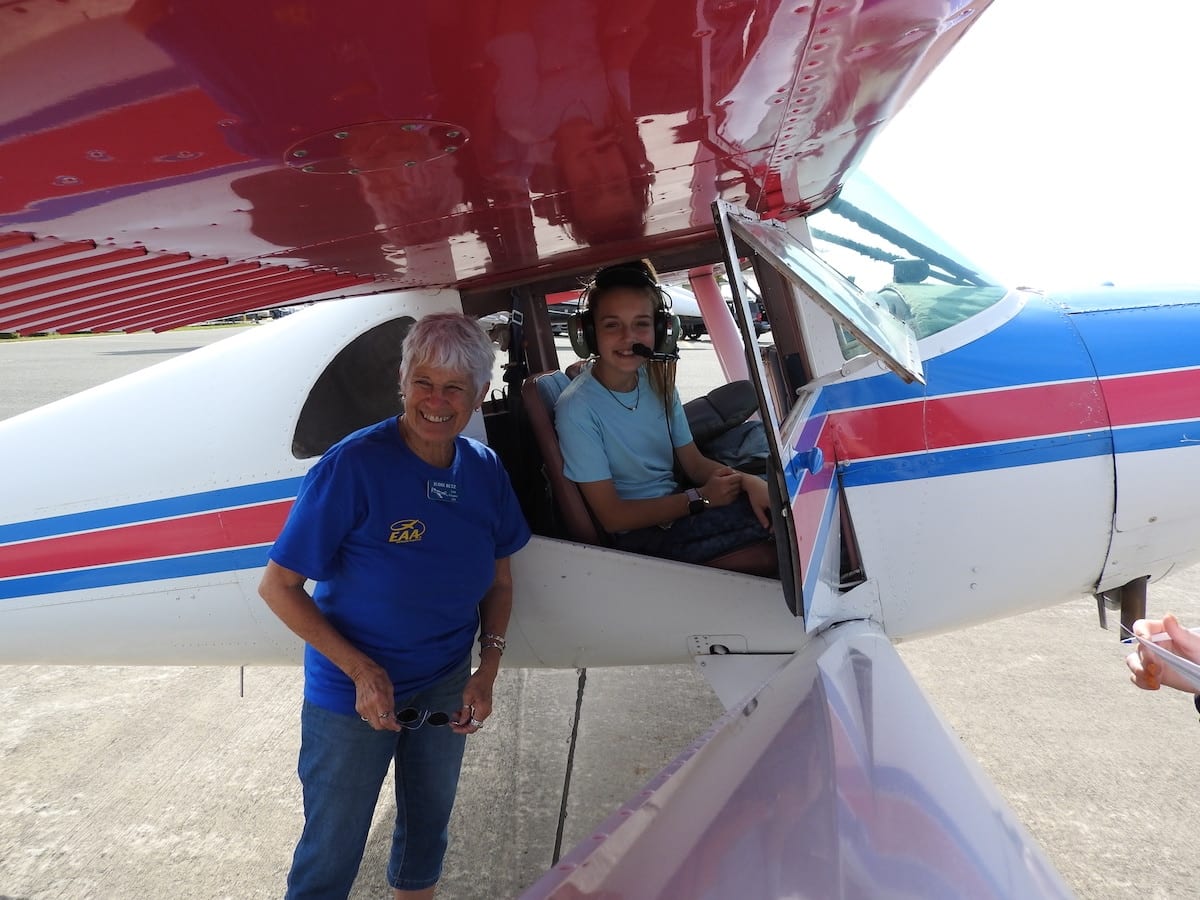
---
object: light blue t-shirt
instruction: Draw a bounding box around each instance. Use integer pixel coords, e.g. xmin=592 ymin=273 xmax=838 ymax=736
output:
xmin=555 ymin=366 xmax=692 ymax=499
xmin=269 ymin=417 xmax=531 ymax=715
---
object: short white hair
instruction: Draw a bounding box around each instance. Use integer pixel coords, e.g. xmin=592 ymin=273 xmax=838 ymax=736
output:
xmin=399 ymin=312 xmax=495 ymax=393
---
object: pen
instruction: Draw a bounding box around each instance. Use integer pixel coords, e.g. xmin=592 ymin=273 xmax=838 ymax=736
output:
xmin=1119 ymin=624 xmax=1175 ymax=644
xmin=1119 ymin=623 xmax=1200 ymax=644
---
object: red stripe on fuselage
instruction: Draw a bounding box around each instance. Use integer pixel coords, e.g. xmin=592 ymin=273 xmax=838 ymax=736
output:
xmin=784 ymin=417 xmax=838 ymax=582
xmin=828 ymin=380 xmax=1110 ymax=461
xmin=792 ymin=479 xmax=830 ymax=575
xmin=0 ymin=501 xmax=292 ymax=579
xmin=1100 ymin=368 xmax=1200 ymax=427
xmin=925 ymin=381 xmax=1109 ymax=449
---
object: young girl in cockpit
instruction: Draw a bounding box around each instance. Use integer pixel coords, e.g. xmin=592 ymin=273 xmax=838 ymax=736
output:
xmin=554 ymin=260 xmax=776 ymax=570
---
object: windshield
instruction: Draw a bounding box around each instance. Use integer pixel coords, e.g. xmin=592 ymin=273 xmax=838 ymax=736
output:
xmin=806 ymin=172 xmax=1007 ymax=357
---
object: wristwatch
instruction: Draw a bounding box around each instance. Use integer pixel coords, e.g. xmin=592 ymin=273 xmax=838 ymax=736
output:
xmin=685 ymin=487 xmax=710 ymax=516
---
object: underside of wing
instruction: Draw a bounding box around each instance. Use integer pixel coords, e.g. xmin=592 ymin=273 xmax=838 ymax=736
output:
xmin=521 ymin=621 xmax=1071 ymax=899
xmin=0 ymin=0 xmax=991 ymax=333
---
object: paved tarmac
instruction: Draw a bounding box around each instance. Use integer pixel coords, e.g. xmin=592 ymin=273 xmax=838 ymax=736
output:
xmin=1 ymin=326 xmax=1198 ymax=899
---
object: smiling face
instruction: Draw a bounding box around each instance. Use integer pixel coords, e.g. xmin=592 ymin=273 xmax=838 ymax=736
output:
xmin=399 ymin=364 xmax=487 ymax=463
xmin=590 ymin=286 xmax=657 ymax=390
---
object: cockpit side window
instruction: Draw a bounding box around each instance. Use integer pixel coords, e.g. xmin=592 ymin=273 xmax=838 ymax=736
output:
xmin=292 ymin=317 xmax=414 ymax=458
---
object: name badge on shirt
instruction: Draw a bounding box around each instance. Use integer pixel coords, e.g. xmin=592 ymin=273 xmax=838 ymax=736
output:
xmin=427 ymin=479 xmax=458 ymax=503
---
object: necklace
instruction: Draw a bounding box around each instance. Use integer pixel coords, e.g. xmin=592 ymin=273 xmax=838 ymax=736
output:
xmin=599 ymin=377 xmax=639 ymax=411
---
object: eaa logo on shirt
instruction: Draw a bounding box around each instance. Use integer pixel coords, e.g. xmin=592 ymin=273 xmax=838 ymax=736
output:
xmin=389 ymin=519 xmax=426 ymax=544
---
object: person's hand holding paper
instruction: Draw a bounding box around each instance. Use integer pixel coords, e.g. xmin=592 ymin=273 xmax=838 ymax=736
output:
xmin=1125 ymin=614 xmax=1200 ymax=693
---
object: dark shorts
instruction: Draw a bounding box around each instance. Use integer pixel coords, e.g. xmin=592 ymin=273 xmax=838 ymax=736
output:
xmin=611 ymin=493 xmax=773 ymax=564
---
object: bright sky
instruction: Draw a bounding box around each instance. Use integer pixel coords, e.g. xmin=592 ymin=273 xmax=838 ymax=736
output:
xmin=861 ymin=0 xmax=1200 ymax=290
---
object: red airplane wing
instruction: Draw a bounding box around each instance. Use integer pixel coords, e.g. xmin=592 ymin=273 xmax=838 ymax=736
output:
xmin=0 ymin=0 xmax=990 ymax=333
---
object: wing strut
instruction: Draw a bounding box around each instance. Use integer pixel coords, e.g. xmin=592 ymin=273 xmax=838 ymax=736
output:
xmin=551 ymin=667 xmax=588 ymax=865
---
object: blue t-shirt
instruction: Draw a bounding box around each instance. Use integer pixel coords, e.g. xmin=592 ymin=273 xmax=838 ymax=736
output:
xmin=269 ymin=417 xmax=531 ymax=715
xmin=555 ymin=367 xmax=692 ymax=500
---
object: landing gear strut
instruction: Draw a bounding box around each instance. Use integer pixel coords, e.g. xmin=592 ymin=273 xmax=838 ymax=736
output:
xmin=1096 ymin=575 xmax=1149 ymax=640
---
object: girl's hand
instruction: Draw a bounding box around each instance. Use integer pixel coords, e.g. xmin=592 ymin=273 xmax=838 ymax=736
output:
xmin=700 ymin=467 xmax=742 ymax=508
xmin=740 ymin=474 xmax=773 ymax=530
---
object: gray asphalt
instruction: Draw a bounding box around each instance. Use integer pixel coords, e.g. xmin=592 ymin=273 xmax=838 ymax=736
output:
xmin=1 ymin=326 xmax=1198 ymax=899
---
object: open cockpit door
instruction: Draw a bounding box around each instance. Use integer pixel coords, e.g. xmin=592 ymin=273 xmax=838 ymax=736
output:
xmin=712 ymin=200 xmax=924 ymax=624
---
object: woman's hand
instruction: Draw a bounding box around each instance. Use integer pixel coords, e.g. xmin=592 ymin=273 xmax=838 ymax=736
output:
xmin=700 ymin=467 xmax=743 ymax=508
xmin=351 ymin=659 xmax=402 ymax=731
xmin=259 ymin=560 xmax=403 ymax=730
xmin=453 ymin=667 xmax=496 ymax=734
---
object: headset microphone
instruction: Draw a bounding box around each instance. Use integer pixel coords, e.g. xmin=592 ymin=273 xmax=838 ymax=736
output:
xmin=631 ymin=342 xmax=679 ymax=362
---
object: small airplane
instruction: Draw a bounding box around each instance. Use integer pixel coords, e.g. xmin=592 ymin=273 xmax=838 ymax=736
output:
xmin=3 ymin=1 xmax=1200 ymax=896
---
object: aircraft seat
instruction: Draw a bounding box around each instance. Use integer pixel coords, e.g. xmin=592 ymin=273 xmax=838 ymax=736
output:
xmin=520 ymin=370 xmax=778 ymax=578
xmin=521 ymin=370 xmax=607 ymax=545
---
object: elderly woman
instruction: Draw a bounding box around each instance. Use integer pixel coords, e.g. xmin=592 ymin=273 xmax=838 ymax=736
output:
xmin=259 ymin=312 xmax=530 ymax=900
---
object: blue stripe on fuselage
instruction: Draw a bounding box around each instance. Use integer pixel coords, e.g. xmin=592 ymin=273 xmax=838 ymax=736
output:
xmin=0 ymin=477 xmax=304 ymax=544
xmin=1112 ymin=421 xmax=1200 ymax=455
xmin=1061 ymin=293 xmax=1200 ymax=377
xmin=837 ymin=431 xmax=1113 ymax=488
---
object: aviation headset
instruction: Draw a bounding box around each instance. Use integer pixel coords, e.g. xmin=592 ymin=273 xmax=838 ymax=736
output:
xmin=567 ymin=264 xmax=680 ymax=359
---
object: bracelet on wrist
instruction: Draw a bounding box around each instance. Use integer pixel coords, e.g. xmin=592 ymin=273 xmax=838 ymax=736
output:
xmin=480 ymin=632 xmax=507 ymax=649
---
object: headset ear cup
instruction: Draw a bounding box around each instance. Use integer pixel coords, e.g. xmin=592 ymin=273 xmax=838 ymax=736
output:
xmin=659 ymin=313 xmax=681 ymax=356
xmin=651 ymin=286 xmax=676 ymax=354
xmin=568 ymin=310 xmax=594 ymax=358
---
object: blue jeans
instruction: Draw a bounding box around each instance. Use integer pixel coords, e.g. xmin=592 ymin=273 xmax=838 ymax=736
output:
xmin=285 ymin=658 xmax=470 ymax=898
